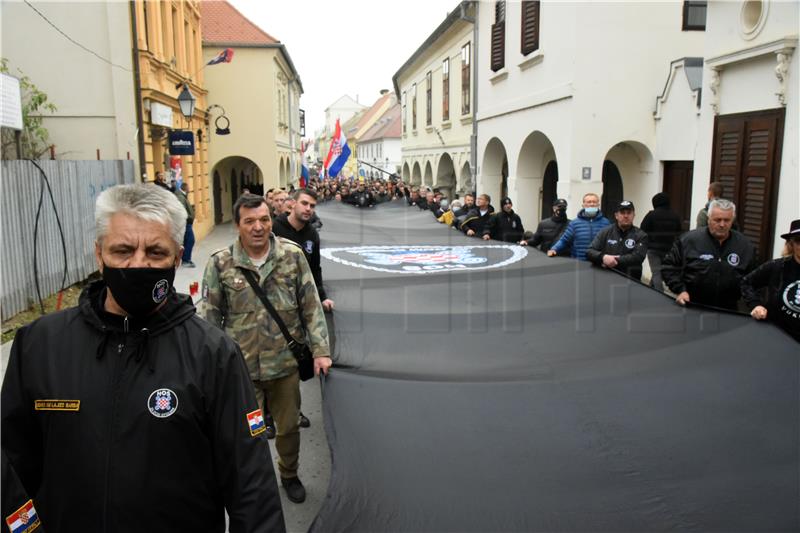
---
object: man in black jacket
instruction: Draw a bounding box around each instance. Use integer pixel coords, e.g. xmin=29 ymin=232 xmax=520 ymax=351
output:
xmin=1 ymin=184 xmax=284 ymax=533
xmin=461 ymin=194 xmax=494 ymax=237
xmin=586 ymin=200 xmax=649 ymax=281
xmin=483 ymin=197 xmax=524 ymax=243
xmin=272 ymin=189 xmax=334 ymax=313
xmin=662 ymin=199 xmax=757 ymax=310
xmin=640 ymin=192 xmax=683 ymax=290
xmin=521 ymin=198 xmax=570 ymax=253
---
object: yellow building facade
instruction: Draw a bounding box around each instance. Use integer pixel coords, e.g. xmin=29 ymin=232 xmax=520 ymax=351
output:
xmin=133 ymin=0 xmax=212 ymax=239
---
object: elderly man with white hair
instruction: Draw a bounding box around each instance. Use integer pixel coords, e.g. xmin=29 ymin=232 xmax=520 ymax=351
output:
xmin=1 ymin=184 xmax=285 ymax=532
xmin=662 ymin=198 xmax=757 ymax=311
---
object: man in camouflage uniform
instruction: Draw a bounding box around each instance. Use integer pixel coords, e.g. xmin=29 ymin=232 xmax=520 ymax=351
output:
xmin=201 ymin=194 xmax=331 ymax=504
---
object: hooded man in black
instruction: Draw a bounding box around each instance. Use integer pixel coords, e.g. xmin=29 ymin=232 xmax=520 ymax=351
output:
xmin=483 ymin=197 xmax=525 ymax=243
xmin=1 ymin=184 xmax=284 ymax=533
xmin=521 ymin=198 xmax=571 ymax=253
xmin=640 ymin=192 xmax=683 ymax=290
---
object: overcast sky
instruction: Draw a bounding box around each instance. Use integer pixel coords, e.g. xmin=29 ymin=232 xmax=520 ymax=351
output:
xmin=229 ymin=0 xmax=460 ymax=138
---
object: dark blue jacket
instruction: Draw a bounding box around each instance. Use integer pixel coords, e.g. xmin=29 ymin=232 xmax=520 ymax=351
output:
xmin=550 ymin=209 xmax=611 ymax=260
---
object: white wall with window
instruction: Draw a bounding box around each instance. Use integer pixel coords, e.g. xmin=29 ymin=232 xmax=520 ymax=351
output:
xmin=393 ymin=3 xmax=476 ymax=196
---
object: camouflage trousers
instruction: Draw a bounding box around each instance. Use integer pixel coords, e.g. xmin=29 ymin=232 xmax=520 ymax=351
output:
xmin=254 ymin=372 xmax=300 ymax=479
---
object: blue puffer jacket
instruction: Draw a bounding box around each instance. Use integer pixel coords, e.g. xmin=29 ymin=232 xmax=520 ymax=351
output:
xmin=550 ymin=209 xmax=611 ymax=260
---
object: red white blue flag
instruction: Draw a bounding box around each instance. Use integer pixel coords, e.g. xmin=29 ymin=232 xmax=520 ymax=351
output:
xmin=324 ymin=119 xmax=351 ymax=179
xmin=207 ymin=48 xmax=234 ymax=66
xmin=247 ymin=409 xmax=266 ymax=436
xmin=5 ymin=500 xmax=40 ymax=533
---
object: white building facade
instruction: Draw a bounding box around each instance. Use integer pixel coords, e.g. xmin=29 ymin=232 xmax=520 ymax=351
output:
xmin=474 ymin=0 xmax=704 ymax=233
xmin=356 ymin=102 xmax=402 ymax=180
xmin=393 ymin=2 xmax=476 ymax=200
xmin=474 ymin=0 xmax=797 ymax=260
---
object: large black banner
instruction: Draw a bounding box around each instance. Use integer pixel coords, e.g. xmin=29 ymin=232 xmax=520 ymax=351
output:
xmin=312 ymin=202 xmax=798 ymax=532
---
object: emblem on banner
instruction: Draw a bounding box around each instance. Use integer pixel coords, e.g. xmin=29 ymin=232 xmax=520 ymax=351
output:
xmin=321 ymin=245 xmax=528 ymax=274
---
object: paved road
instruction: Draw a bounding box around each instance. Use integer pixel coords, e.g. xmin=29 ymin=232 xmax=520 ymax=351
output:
xmin=1 ymin=222 xmax=331 ymax=532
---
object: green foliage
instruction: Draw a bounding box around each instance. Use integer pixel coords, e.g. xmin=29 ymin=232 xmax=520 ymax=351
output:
xmin=1 ymin=58 xmax=58 ymax=159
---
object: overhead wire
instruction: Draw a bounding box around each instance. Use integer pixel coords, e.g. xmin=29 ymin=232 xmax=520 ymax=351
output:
xmin=23 ymin=0 xmax=133 ymax=73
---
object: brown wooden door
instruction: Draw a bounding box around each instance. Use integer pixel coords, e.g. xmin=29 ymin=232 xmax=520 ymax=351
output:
xmin=663 ymin=161 xmax=693 ymax=231
xmin=710 ymin=109 xmax=784 ymax=261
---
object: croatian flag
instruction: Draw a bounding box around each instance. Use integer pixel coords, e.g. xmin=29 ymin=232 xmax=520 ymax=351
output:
xmin=300 ymin=164 xmax=309 ymax=188
xmin=5 ymin=499 xmax=40 ymax=533
xmin=246 ymin=409 xmax=266 ymax=436
xmin=207 ymin=48 xmax=234 ymax=65
xmin=324 ymin=119 xmax=351 ymax=179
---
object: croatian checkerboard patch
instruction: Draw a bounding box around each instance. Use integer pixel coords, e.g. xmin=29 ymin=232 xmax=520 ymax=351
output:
xmin=247 ymin=409 xmax=266 ymax=436
xmin=147 ymin=388 xmax=178 ymax=418
xmin=5 ymin=499 xmax=40 ymax=533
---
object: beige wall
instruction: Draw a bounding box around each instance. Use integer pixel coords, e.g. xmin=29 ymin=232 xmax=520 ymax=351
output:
xmin=396 ymin=17 xmax=475 ymax=195
xmin=1 ymin=1 xmax=138 ymax=162
xmin=203 ymin=45 xmax=302 ymax=223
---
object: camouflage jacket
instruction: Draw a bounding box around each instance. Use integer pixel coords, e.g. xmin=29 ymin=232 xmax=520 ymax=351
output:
xmin=200 ymin=235 xmax=330 ymax=381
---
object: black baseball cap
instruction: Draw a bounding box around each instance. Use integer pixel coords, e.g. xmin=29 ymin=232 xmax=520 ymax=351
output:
xmin=553 ymin=198 xmax=567 ymax=208
xmin=501 ymin=197 xmax=513 ymax=206
xmin=615 ymin=200 xmax=635 ymax=212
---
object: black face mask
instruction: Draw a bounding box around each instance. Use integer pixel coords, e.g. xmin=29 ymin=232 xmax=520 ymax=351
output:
xmin=102 ymin=265 xmax=176 ymax=317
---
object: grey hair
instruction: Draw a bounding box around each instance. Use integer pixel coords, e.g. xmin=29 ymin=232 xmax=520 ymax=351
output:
xmin=95 ymin=184 xmax=187 ymax=249
xmin=708 ymin=198 xmax=736 ymax=217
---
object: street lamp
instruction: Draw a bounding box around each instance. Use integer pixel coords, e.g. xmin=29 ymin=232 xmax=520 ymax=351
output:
xmin=177 ymin=83 xmax=196 ymax=119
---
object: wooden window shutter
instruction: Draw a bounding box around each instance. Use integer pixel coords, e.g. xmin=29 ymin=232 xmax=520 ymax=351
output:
xmin=491 ymin=1 xmax=506 ymax=72
xmin=521 ymin=1 xmax=540 ymax=55
xmin=739 ymin=115 xmax=780 ymax=260
xmin=711 ymin=115 xmax=744 ymax=203
xmin=711 ymin=110 xmax=784 ymax=261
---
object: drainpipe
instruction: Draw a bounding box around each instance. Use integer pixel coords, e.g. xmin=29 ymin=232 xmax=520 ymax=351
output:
xmin=460 ymin=1 xmax=478 ymax=192
xmin=288 ymin=81 xmax=295 ymax=185
xmin=129 ymin=0 xmax=147 ymax=182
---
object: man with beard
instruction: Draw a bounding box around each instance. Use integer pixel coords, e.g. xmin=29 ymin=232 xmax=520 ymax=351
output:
xmin=483 ymin=197 xmax=524 ymax=243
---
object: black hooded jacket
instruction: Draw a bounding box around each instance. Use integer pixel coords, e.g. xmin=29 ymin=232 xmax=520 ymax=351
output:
xmin=272 ymin=213 xmax=329 ymax=301
xmin=527 ymin=213 xmax=571 ymax=253
xmin=662 ymin=228 xmax=757 ymax=310
xmin=484 ymin=209 xmax=525 ymax=243
xmin=460 ymin=205 xmax=495 ymax=236
xmin=640 ymin=193 xmax=683 ymax=255
xmin=1 ymin=281 xmax=284 ymax=533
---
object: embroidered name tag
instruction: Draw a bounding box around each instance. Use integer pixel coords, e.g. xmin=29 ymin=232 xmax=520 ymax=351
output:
xmin=35 ymin=399 xmax=80 ymax=411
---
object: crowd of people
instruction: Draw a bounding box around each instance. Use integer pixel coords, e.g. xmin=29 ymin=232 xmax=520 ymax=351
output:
xmin=300 ymin=175 xmax=798 ymax=342
xmin=2 ymin=172 xmax=796 ymax=531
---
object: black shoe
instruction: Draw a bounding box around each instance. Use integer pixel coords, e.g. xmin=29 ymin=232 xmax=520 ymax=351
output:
xmin=298 ymin=412 xmax=310 ymax=428
xmin=183 ymin=261 xmax=196 ymax=268
xmin=281 ymin=477 xmax=306 ymax=503
xmin=265 ymin=414 xmax=276 ymax=440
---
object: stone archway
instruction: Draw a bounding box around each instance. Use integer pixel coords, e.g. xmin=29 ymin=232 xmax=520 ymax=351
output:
xmin=402 ymin=162 xmax=411 ymax=182
xmin=602 ymin=140 xmax=656 ymax=220
xmin=459 ymin=162 xmax=472 ymax=195
xmin=412 ymin=161 xmax=422 ymax=186
xmin=424 ymin=160 xmax=433 ymax=188
xmin=516 ymin=131 xmax=557 ymax=227
xmin=480 ymin=137 xmax=508 ymax=207
xmin=435 ymin=153 xmax=456 ymax=199
xmin=211 ymin=155 xmax=262 ymax=223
